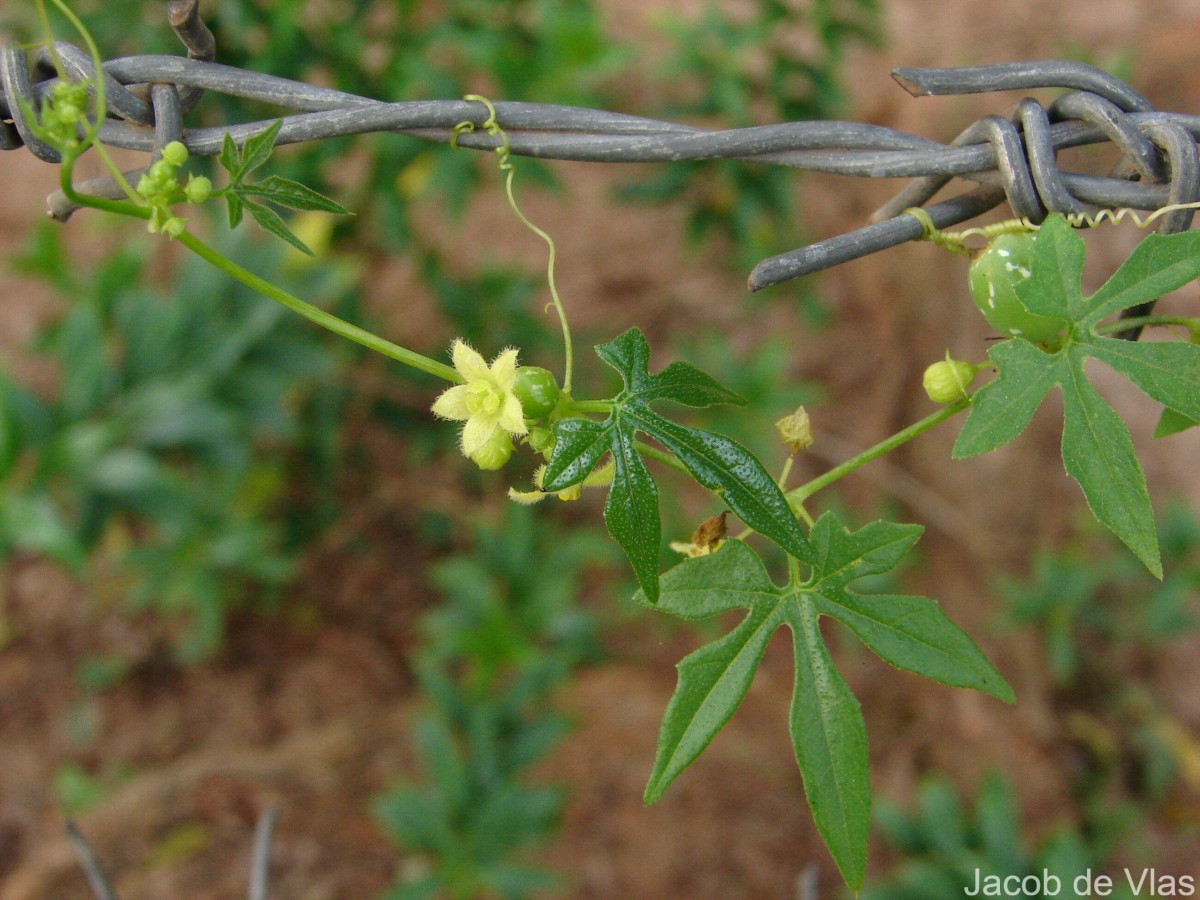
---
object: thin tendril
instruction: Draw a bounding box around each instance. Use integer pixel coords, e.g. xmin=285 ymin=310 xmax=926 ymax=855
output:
xmin=456 ymin=95 xmax=574 ymax=394
xmin=908 ymin=200 xmax=1200 ymax=252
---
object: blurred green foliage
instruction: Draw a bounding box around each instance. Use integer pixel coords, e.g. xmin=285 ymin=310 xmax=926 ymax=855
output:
xmin=994 ymin=502 xmax=1200 ymax=847
xmin=373 ymin=507 xmax=616 ymax=899
xmin=622 ymin=0 xmax=881 ymax=271
xmin=862 ymin=775 xmax=1136 ymax=900
xmin=0 ymin=221 xmax=359 ymax=660
xmin=1000 ymin=502 xmax=1200 ymax=687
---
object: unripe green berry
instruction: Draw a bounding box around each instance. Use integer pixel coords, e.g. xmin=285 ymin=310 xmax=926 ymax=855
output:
xmin=967 ymin=232 xmax=1064 ymax=343
xmin=184 ymin=175 xmax=213 ymax=204
xmin=923 ymin=357 xmax=978 ymax=404
xmin=469 ymin=429 xmax=513 ymax=470
xmin=512 ymin=366 xmax=560 ymax=420
xmin=161 ymin=141 xmax=189 ymax=167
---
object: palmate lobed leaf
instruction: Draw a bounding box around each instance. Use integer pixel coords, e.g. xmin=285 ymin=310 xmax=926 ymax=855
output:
xmin=954 ymin=215 xmax=1200 ymax=577
xmin=636 ymin=515 xmax=1011 ymax=889
xmin=543 ymin=327 xmax=811 ymax=601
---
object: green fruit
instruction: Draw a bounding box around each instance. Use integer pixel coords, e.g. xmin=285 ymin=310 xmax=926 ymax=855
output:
xmin=968 ymin=232 xmax=1065 ymax=343
xmin=512 ymin=366 xmax=560 ymax=419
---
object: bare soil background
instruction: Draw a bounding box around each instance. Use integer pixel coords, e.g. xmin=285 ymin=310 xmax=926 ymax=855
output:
xmin=2 ymin=0 xmax=1200 ymax=897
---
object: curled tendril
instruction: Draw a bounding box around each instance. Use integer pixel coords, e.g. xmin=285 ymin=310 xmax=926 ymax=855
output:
xmin=452 ymin=95 xmax=574 ymax=394
xmin=907 ymin=200 xmax=1200 ymax=253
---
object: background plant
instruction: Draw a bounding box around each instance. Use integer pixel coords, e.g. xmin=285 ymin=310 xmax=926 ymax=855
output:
xmin=1 ymin=221 xmax=359 ymax=661
xmin=861 ymin=774 xmax=1138 ymax=900
xmin=373 ymin=508 xmax=615 ymax=899
xmin=5 ymin=1 xmax=1200 ymax=896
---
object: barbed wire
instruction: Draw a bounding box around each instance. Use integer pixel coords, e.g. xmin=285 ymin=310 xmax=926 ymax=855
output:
xmin=2 ymin=0 xmax=1197 ymax=300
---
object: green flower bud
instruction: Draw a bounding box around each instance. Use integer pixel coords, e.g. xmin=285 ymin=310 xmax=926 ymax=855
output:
xmin=512 ymin=366 xmax=560 ymax=420
xmin=469 ymin=429 xmax=513 ymax=470
xmin=923 ymin=356 xmax=979 ymax=404
xmin=161 ymin=216 xmax=187 ymax=238
xmin=527 ymin=425 xmax=555 ymax=454
xmin=161 ymin=141 xmax=189 ymax=167
xmin=184 ymin=175 xmax=213 ymax=204
xmin=150 ymin=159 xmax=176 ymax=181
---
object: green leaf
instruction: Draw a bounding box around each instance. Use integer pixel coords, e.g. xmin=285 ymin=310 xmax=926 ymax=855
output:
xmin=643 ymin=601 xmax=777 ymax=804
xmin=1154 ymin=406 xmax=1199 ymax=438
xmin=1013 ymin=213 xmax=1085 ymax=321
xmin=225 ymin=190 xmax=244 ymax=230
xmin=240 ymin=175 xmax=351 ymax=215
xmin=544 ymin=328 xmax=809 ymax=600
xmin=244 ymin=200 xmax=315 ymax=256
xmin=952 ymin=339 xmax=1058 ymax=458
xmin=1089 ymin=336 xmax=1200 ymax=421
xmin=805 ymin=516 xmax=1013 ymax=701
xmin=238 ymin=119 xmax=284 ymax=179
xmin=790 ymin=601 xmax=869 ymax=890
xmin=604 ymin=420 xmax=661 ymax=602
xmin=1084 ymin=228 xmax=1200 ymax=325
xmin=638 ymin=517 xmax=1010 ymax=889
xmin=218 ymin=131 xmax=240 ymax=177
xmin=950 ymin=214 xmax=1200 ymax=576
xmin=1059 ymin=352 xmax=1160 ymax=577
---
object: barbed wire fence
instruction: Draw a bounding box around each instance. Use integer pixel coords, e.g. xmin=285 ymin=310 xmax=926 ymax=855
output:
xmin=3 ymin=1 xmax=1200 ymax=895
xmin=3 ymin=1 xmax=1198 ymax=297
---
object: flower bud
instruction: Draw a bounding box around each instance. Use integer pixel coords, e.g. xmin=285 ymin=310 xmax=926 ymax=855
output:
xmin=923 ymin=356 xmax=978 ymax=404
xmin=775 ymin=406 xmax=813 ymax=454
xmin=161 ymin=216 xmax=187 ymax=238
xmin=184 ymin=175 xmax=213 ymax=204
xmin=148 ymin=159 xmax=176 ymax=184
xmin=469 ymin=429 xmax=513 ymax=470
xmin=526 ymin=425 xmax=555 ymax=454
xmin=161 ymin=141 xmax=189 ymax=167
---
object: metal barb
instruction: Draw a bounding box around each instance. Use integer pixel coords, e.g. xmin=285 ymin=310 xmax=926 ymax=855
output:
xmin=3 ymin=8 xmax=1199 ymax=311
xmin=66 ymin=809 xmax=279 ymax=900
xmin=66 ymin=821 xmax=118 ymax=900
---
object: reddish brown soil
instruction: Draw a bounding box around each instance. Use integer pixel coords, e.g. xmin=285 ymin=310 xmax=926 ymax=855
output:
xmin=3 ymin=1 xmax=1200 ymax=897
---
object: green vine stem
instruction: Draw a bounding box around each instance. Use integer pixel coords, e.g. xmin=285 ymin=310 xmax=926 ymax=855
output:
xmin=788 ymin=397 xmax=970 ymax=504
xmin=175 ymin=232 xmax=461 ymax=382
xmin=58 ymin=174 xmax=460 ymax=382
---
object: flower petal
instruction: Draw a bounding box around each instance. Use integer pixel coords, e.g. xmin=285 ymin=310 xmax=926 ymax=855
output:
xmin=490 ymin=348 xmax=520 ymax=389
xmin=498 ymin=393 xmax=528 ymax=435
xmin=452 ymin=340 xmax=490 ymax=382
xmin=508 ymin=486 xmax=547 ymax=505
xmin=431 ymin=384 xmax=472 ymax=421
xmin=460 ymin=415 xmax=497 ymax=456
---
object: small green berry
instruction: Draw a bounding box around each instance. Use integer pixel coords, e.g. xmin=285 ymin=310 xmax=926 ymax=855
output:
xmin=161 ymin=216 xmax=187 ymax=238
xmin=967 ymin=232 xmax=1064 ymax=343
xmin=923 ymin=356 xmax=979 ymax=404
xmin=512 ymin=366 xmax=561 ymax=420
xmin=161 ymin=141 xmax=189 ymax=167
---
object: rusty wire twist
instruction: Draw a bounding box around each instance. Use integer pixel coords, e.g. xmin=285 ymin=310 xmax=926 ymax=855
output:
xmin=2 ymin=1 xmax=1198 ymax=308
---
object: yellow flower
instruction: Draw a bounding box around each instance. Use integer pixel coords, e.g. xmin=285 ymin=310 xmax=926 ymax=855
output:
xmin=432 ymin=340 xmax=528 ymax=461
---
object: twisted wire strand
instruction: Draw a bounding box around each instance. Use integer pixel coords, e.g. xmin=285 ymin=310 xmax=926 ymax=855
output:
xmin=3 ymin=3 xmax=1199 ymax=301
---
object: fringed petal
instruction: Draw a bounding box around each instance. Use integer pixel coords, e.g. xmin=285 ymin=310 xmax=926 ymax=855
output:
xmin=431 ymin=384 xmax=472 ymax=420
